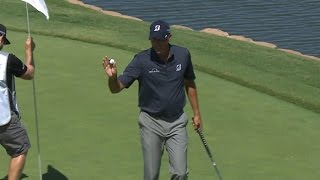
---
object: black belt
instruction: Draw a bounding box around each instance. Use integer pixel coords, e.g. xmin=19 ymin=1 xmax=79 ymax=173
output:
xmin=142 ymin=110 xmax=183 ymax=120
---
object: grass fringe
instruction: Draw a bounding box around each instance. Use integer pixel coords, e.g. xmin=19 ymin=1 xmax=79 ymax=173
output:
xmin=8 ymin=27 xmax=320 ymax=114
xmin=194 ymin=64 xmax=320 ymax=114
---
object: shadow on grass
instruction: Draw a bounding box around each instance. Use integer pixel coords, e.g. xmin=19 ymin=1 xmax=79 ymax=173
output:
xmin=1 ymin=165 xmax=68 ymax=180
xmin=42 ymin=165 xmax=68 ymax=180
xmin=0 ymin=174 xmax=28 ymax=180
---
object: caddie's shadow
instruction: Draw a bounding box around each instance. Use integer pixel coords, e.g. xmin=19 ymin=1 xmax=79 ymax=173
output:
xmin=0 ymin=174 xmax=28 ymax=180
xmin=0 ymin=165 xmax=68 ymax=180
xmin=42 ymin=165 xmax=68 ymax=180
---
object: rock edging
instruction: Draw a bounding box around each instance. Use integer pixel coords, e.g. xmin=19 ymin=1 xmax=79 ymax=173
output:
xmin=68 ymin=0 xmax=319 ymax=61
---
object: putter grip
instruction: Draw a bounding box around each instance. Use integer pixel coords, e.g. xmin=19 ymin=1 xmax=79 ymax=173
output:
xmin=197 ymin=129 xmax=213 ymax=158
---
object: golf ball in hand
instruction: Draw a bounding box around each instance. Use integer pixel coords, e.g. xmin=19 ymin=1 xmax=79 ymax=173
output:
xmin=109 ymin=59 xmax=116 ymax=65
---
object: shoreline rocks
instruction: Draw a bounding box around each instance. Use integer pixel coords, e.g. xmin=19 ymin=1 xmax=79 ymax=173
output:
xmin=68 ymin=0 xmax=319 ymax=61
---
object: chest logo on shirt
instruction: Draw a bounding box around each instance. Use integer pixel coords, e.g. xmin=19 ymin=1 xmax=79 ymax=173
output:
xmin=176 ymin=64 xmax=182 ymax=71
xmin=149 ymin=68 xmax=160 ymax=73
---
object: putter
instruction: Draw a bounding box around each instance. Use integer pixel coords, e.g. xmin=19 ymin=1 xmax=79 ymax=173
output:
xmin=196 ymin=128 xmax=223 ymax=180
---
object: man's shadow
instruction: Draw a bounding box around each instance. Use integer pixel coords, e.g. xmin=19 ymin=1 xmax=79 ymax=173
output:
xmin=42 ymin=165 xmax=68 ymax=180
xmin=1 ymin=165 xmax=68 ymax=180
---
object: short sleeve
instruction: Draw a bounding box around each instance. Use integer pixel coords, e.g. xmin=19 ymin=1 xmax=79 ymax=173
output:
xmin=184 ymin=50 xmax=196 ymax=80
xmin=118 ymin=55 xmax=141 ymax=88
xmin=7 ymin=54 xmax=27 ymax=77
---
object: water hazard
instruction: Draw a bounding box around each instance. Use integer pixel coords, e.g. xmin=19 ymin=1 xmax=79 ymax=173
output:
xmin=82 ymin=0 xmax=320 ymax=57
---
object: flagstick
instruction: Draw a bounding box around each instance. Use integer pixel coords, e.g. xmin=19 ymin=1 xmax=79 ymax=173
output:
xmin=25 ymin=3 xmax=42 ymax=180
xmin=26 ymin=3 xmax=31 ymax=36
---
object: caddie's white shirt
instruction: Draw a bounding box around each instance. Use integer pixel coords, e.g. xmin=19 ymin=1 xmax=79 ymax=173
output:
xmin=0 ymin=51 xmax=12 ymax=126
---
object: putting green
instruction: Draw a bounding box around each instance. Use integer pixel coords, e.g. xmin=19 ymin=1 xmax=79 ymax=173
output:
xmin=0 ymin=31 xmax=319 ymax=180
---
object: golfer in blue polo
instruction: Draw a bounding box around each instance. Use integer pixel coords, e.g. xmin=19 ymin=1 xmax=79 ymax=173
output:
xmin=102 ymin=20 xmax=203 ymax=180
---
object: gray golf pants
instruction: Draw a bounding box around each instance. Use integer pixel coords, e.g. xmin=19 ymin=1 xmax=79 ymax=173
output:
xmin=139 ymin=111 xmax=189 ymax=180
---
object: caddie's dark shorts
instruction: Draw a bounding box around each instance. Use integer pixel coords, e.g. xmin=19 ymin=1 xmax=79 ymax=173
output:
xmin=0 ymin=112 xmax=31 ymax=157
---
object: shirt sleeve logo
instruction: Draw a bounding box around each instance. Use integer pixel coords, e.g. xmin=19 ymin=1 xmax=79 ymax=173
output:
xmin=176 ymin=64 xmax=182 ymax=71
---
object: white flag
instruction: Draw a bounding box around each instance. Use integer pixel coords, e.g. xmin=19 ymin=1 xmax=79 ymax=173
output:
xmin=21 ymin=0 xmax=49 ymax=20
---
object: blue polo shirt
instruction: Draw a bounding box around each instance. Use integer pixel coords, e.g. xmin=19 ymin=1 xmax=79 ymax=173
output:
xmin=118 ymin=44 xmax=196 ymax=117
